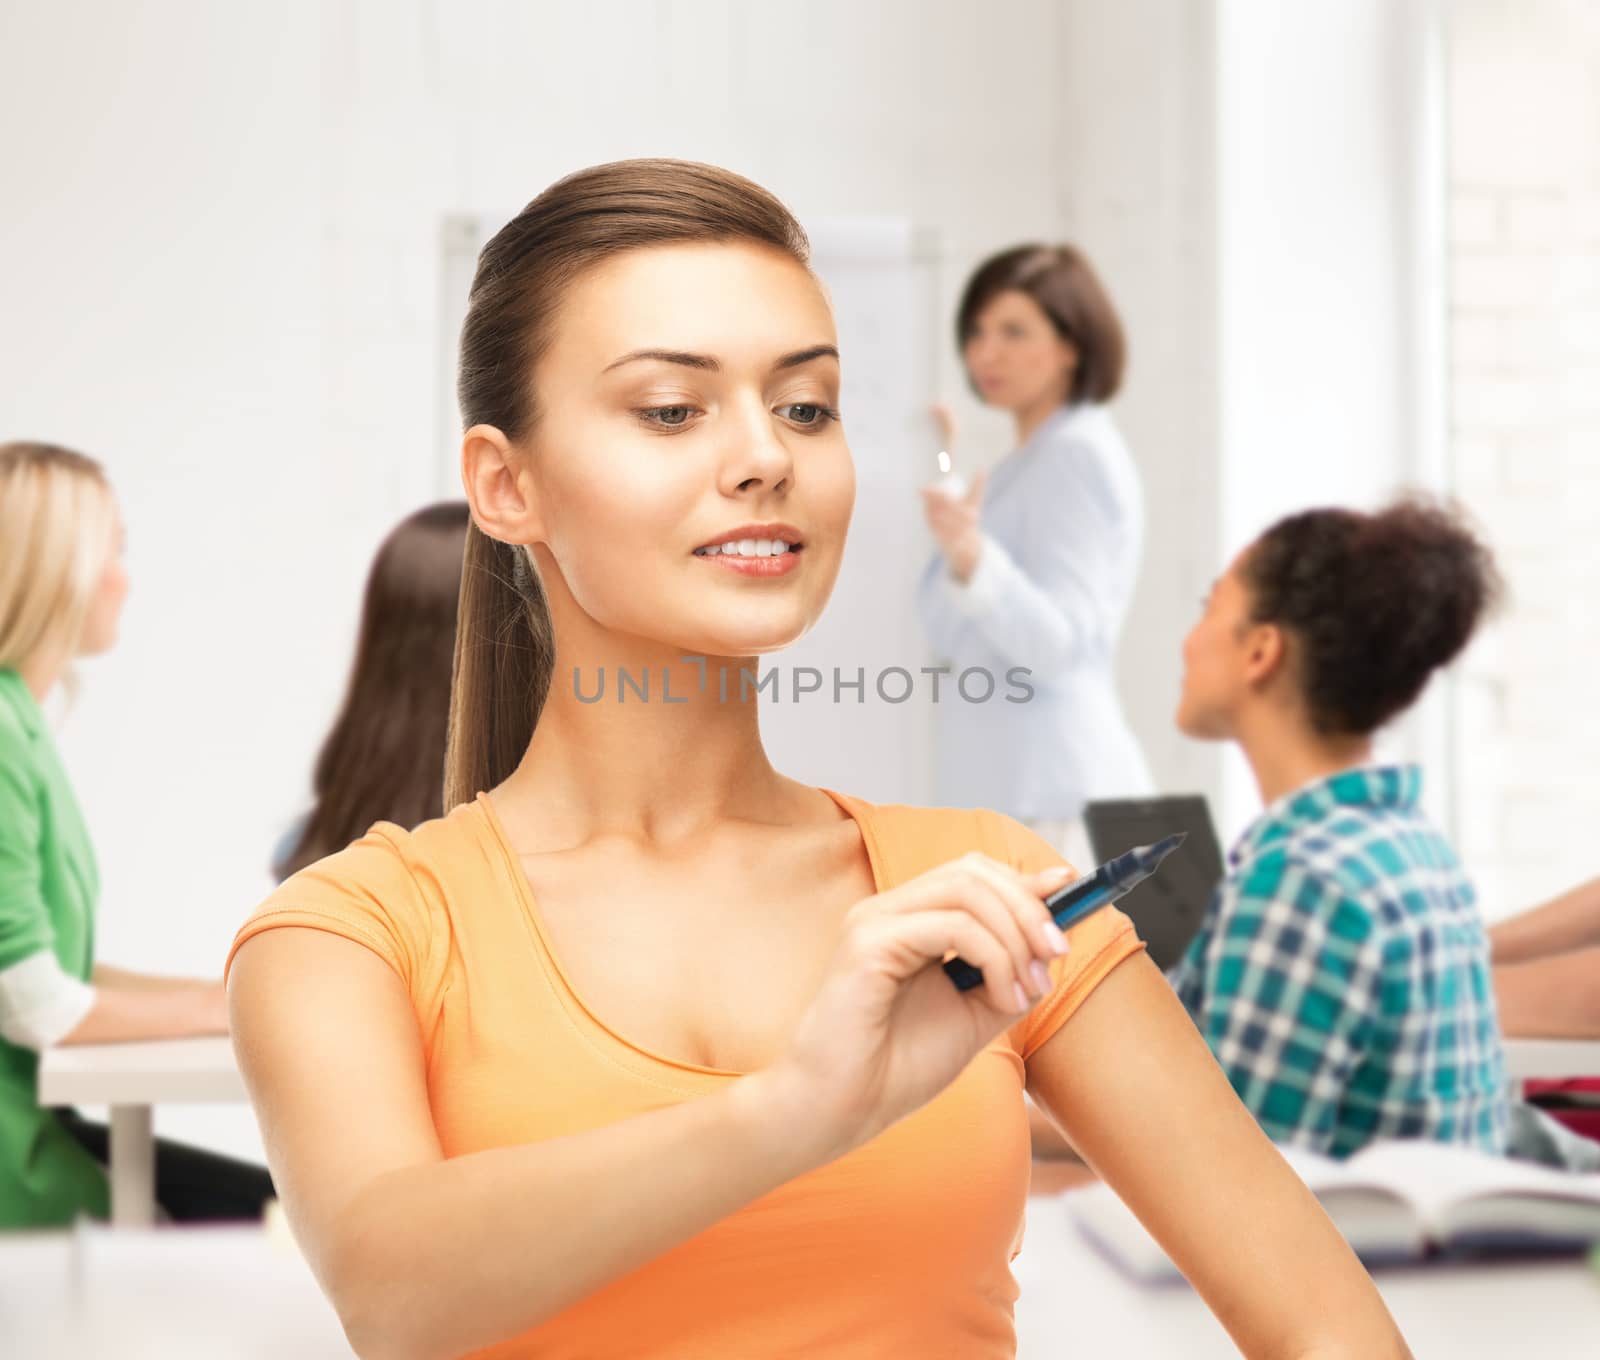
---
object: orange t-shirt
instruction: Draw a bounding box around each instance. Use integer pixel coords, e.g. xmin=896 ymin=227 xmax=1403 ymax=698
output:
xmin=225 ymin=788 xmax=1145 ymax=1358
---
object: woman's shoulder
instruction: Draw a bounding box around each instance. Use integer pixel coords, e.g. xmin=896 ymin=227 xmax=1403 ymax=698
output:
xmin=226 ymin=800 xmax=490 ymax=992
xmin=830 ymin=791 xmax=1073 ymax=879
xmin=287 ymin=798 xmax=492 ymax=895
xmin=245 ymin=801 xmax=495 ymax=930
xmin=1027 ymin=404 xmax=1138 ymax=502
xmin=1227 ymin=825 xmax=1395 ymax=942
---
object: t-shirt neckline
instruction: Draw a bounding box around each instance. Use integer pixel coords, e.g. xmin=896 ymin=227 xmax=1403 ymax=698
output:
xmin=469 ymin=785 xmax=884 ymax=1079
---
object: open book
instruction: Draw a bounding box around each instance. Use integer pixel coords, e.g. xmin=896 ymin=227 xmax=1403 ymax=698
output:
xmin=1065 ymin=1139 xmax=1600 ymax=1281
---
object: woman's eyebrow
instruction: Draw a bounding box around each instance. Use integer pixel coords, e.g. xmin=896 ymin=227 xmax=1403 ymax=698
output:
xmin=601 ymin=344 xmax=839 ymax=374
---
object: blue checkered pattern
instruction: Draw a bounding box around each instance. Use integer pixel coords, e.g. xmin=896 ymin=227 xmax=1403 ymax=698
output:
xmin=1168 ymin=765 xmax=1509 ymax=1159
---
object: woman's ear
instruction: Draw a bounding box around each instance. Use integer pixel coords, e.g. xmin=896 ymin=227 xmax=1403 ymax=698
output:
xmin=1242 ymin=622 xmax=1287 ymax=688
xmin=462 ymin=423 xmax=545 ymax=545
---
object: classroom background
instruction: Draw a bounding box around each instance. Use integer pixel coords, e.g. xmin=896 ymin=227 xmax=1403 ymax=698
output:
xmin=1 ymin=0 xmax=1597 ymax=1327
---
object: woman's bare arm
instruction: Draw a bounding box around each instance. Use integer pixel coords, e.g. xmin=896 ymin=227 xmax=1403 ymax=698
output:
xmin=58 ymin=976 xmax=226 ymax=1044
xmin=91 ymin=962 xmax=214 ymax=992
xmin=1026 ymin=952 xmax=1410 ymax=1360
xmin=1489 ymin=875 xmax=1600 ymax=964
xmin=1494 ymin=949 xmax=1600 ymax=1038
xmin=1025 ymin=1096 xmax=1081 ymax=1160
xmin=229 ymin=929 xmax=828 ymax=1360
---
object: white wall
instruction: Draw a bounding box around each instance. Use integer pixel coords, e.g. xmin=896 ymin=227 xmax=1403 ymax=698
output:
xmin=0 ymin=0 xmax=1444 ymax=1161
xmin=1213 ymin=0 xmax=1447 ymax=841
xmin=1448 ymin=0 xmax=1600 ymax=916
xmin=0 ymin=0 xmax=1222 ymax=1160
xmin=1052 ymin=0 xmax=1223 ymax=813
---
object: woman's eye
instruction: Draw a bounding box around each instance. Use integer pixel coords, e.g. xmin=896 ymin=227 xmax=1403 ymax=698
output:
xmin=779 ymin=403 xmax=838 ymax=427
xmin=640 ymin=405 xmax=694 ymax=428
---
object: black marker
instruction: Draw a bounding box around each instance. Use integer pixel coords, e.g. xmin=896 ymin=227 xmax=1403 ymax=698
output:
xmin=943 ymin=834 xmax=1187 ymax=994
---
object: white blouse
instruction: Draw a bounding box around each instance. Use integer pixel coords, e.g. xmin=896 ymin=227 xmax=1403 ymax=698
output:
xmin=917 ymin=401 xmax=1155 ymax=821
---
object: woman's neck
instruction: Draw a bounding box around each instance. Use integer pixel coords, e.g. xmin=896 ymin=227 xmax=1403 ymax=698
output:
xmin=16 ymin=647 xmax=66 ymax=703
xmin=1012 ymin=395 xmax=1066 ymax=447
xmin=1235 ymin=707 xmax=1374 ymax=808
xmin=493 ymin=647 xmax=811 ymax=853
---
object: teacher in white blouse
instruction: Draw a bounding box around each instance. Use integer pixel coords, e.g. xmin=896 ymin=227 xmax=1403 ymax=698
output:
xmin=917 ymin=243 xmax=1154 ymax=866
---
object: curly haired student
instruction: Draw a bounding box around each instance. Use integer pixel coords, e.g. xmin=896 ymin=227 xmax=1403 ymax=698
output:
xmin=1171 ymin=499 xmax=1510 ymax=1159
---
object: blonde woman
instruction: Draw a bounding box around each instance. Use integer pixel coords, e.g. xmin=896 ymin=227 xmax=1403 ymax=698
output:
xmin=227 ymin=162 xmax=1409 ymax=1358
xmin=0 ymin=441 xmax=272 ymax=1225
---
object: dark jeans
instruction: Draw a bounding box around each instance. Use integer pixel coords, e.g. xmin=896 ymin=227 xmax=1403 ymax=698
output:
xmin=54 ymin=1106 xmax=277 ymax=1223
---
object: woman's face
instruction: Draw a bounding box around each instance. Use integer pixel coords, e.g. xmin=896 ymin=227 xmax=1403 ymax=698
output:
xmin=962 ymin=288 xmax=1077 ymax=415
xmin=509 ymin=241 xmax=853 ymax=659
xmin=78 ymin=500 xmax=128 ymax=656
xmin=1175 ymin=554 xmax=1256 ymax=740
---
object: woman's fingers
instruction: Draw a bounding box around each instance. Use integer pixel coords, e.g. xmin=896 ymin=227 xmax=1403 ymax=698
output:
xmin=874 ymin=854 xmax=1072 ymax=999
xmin=918 ymin=488 xmax=979 ymax=542
xmin=952 ymin=855 xmax=1074 ymax=989
xmin=864 ymin=908 xmax=1031 ymax=1016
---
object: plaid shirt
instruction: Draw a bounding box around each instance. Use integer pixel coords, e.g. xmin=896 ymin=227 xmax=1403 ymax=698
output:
xmin=1168 ymin=764 xmax=1509 ymax=1159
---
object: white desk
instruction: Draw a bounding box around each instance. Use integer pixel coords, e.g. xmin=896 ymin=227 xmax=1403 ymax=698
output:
xmin=37 ymin=1036 xmax=245 ymax=1228
xmin=1504 ymin=1037 xmax=1600 ymax=1081
xmin=0 ymin=1224 xmax=350 ymax=1359
xmin=2 ymin=1197 xmax=1591 ymax=1358
xmin=1013 ymin=1192 xmax=1600 ymax=1358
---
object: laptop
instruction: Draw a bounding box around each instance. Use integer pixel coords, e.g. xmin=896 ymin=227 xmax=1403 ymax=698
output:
xmin=1083 ymin=795 xmax=1225 ymax=971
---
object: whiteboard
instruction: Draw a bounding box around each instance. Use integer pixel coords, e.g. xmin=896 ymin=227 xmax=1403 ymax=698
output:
xmin=437 ymin=214 xmax=943 ymax=804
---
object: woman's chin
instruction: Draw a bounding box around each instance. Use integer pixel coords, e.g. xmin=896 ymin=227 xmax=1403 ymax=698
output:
xmin=656 ymin=611 xmax=812 ymax=663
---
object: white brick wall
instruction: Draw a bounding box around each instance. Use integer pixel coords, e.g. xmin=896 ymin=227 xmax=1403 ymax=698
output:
xmin=1450 ymin=0 xmax=1600 ymax=916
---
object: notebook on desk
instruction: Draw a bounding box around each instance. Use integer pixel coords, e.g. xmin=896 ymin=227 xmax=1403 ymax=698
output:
xmin=1083 ymin=795 xmax=1223 ymax=971
xmin=1065 ymin=1139 xmax=1600 ymax=1280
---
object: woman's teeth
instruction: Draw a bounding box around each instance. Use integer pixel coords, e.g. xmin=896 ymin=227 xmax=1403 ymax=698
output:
xmin=694 ymin=539 xmax=795 ymax=558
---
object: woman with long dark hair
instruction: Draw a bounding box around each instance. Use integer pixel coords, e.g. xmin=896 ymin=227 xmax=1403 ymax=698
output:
xmin=274 ymin=501 xmax=470 ymax=881
xmin=225 ymin=161 xmax=1406 ymax=1358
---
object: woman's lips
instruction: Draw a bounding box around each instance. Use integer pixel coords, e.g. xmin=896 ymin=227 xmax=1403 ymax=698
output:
xmin=693 ymin=548 xmax=802 ymax=577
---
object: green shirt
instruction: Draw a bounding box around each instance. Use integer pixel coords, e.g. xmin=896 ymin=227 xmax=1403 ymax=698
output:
xmin=0 ymin=667 xmax=109 ymax=1225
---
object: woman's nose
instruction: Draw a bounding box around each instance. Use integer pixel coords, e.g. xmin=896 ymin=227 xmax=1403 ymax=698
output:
xmin=721 ymin=400 xmax=794 ymax=494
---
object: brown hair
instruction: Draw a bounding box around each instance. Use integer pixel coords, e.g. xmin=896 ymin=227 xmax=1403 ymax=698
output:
xmin=1241 ymin=496 xmax=1503 ymax=736
xmin=444 ymin=159 xmax=811 ymax=810
xmin=276 ymin=501 xmax=471 ymax=879
xmin=955 ymin=243 xmax=1126 ymax=403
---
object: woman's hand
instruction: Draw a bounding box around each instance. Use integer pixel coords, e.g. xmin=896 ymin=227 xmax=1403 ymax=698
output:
xmin=919 ymin=467 xmax=987 ymax=583
xmin=759 ymin=851 xmax=1076 ymax=1166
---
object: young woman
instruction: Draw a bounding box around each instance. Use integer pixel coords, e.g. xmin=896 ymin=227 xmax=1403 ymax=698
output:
xmin=226 ymin=161 xmax=1408 ymax=1359
xmin=917 ymin=243 xmax=1153 ymax=868
xmin=273 ymin=501 xmax=471 ymax=881
xmin=1171 ymin=499 xmax=1509 ymax=1159
xmin=0 ymin=441 xmax=273 ymax=1225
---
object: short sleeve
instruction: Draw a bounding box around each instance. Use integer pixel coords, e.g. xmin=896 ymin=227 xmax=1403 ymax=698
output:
xmin=0 ymin=732 xmax=55 ymax=971
xmin=985 ymin=811 xmax=1148 ymax=1061
xmin=224 ymin=823 xmax=438 ymax=997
